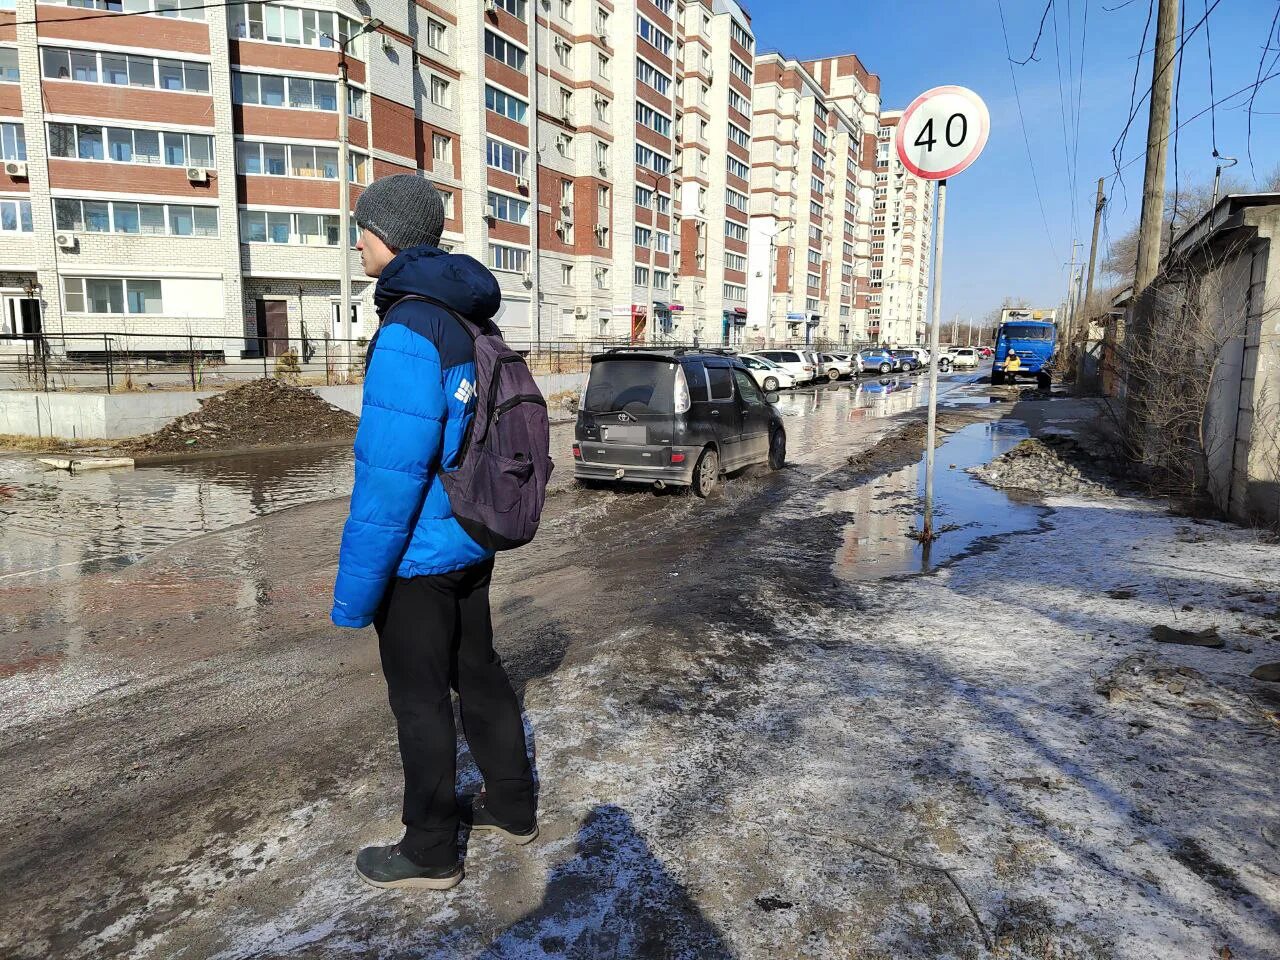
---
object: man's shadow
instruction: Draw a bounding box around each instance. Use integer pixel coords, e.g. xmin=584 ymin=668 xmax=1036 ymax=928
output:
xmin=476 ymin=804 xmax=735 ymax=960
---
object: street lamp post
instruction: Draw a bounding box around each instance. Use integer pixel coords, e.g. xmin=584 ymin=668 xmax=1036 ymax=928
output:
xmin=766 ymin=221 xmax=791 ymax=349
xmin=642 ymin=171 xmax=669 ymax=346
xmin=331 ymin=18 xmax=382 ymax=377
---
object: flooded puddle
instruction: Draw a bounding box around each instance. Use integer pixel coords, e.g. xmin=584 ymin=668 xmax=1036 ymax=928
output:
xmin=829 ymin=420 xmax=1044 ymax=580
xmin=0 ymin=447 xmax=353 ymax=585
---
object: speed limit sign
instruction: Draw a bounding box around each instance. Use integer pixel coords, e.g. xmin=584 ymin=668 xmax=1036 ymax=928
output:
xmin=896 ymin=85 xmax=989 ymax=181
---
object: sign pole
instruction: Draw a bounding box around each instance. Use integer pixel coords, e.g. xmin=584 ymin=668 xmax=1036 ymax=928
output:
xmin=922 ymin=178 xmax=946 ymax=542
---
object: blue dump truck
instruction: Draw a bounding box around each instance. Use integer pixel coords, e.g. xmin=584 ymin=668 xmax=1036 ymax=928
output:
xmin=992 ymin=312 xmax=1057 ymax=386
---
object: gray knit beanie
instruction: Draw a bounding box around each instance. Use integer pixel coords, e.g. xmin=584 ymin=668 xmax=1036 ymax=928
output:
xmin=354 ymin=174 xmax=445 ymax=251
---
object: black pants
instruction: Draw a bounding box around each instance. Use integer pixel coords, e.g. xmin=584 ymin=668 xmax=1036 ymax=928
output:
xmin=374 ymin=559 xmax=535 ymax=868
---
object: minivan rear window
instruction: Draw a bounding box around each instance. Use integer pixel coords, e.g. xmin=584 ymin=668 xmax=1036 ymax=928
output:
xmin=683 ymin=361 xmax=708 ymax=400
xmin=707 ymin=366 xmax=734 ymax=401
xmin=585 ymin=359 xmax=675 ymax=414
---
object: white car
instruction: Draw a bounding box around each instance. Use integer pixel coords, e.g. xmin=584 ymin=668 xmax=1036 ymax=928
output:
xmin=737 ymin=354 xmax=796 ymax=392
xmin=752 ymin=349 xmax=817 ymax=384
xmin=947 ymin=347 xmax=979 ymax=369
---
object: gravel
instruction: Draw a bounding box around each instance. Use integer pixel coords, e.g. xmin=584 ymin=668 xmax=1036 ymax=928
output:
xmin=970 ymin=433 xmax=1124 ymax=498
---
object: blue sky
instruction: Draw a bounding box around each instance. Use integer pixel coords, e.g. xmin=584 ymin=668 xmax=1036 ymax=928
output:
xmin=747 ymin=0 xmax=1280 ymax=322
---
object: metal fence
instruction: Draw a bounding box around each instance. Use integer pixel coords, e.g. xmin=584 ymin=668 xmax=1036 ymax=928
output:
xmin=0 ymin=331 xmax=876 ymax=394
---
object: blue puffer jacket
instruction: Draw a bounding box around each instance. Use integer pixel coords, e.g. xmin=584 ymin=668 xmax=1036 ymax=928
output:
xmin=330 ymin=246 xmax=499 ymax=628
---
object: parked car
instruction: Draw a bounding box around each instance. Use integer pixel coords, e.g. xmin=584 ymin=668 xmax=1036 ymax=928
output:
xmin=818 ymin=353 xmax=856 ymax=381
xmin=574 ymin=348 xmax=787 ymax=497
xmin=738 ymin=353 xmax=796 ymax=392
xmin=857 ymin=348 xmax=900 ymax=374
xmin=754 ymin=349 xmax=817 ymax=384
xmin=979 ymin=346 xmax=994 ymax=359
xmin=947 ymin=346 xmax=979 ymax=368
xmin=891 ymin=348 xmax=930 ymax=372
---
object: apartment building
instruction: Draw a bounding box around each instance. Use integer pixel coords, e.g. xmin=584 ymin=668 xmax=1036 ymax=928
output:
xmin=745 ymin=51 xmax=877 ymax=349
xmin=0 ymin=0 xmax=899 ymax=359
xmin=873 ymin=109 xmax=932 ymax=346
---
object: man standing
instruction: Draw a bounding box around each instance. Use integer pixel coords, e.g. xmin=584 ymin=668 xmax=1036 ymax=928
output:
xmin=331 ymin=175 xmax=537 ymax=891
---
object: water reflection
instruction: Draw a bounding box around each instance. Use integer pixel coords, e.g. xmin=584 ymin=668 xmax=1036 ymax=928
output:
xmin=0 ymin=447 xmax=353 ymax=586
xmin=829 ymin=420 xmax=1043 ymax=580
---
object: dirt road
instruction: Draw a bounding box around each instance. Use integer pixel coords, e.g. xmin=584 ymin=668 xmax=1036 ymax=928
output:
xmin=2 ymin=376 xmax=1278 ymax=959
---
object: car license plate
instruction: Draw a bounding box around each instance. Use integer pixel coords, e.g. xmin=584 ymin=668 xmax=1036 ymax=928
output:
xmin=600 ymin=424 xmax=646 ymax=443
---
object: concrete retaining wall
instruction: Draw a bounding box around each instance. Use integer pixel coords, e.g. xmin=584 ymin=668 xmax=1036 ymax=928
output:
xmin=1 ymin=372 xmax=585 ymax=439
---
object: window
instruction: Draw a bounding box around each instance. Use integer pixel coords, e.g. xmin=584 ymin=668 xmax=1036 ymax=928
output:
xmin=433 ymin=133 xmax=452 ymax=163
xmin=559 ymin=0 xmax=571 ymax=19
xmin=594 ymin=224 xmax=609 ymax=247
xmin=635 ymin=144 xmax=669 ymax=175
xmin=235 ymin=141 xmax=365 ymax=183
xmin=633 ymin=265 xmax=649 ymax=286
xmin=561 ymin=264 xmax=573 ymax=284
xmin=728 ymin=87 xmax=751 ymax=118
xmin=42 ymin=47 xmax=208 ymax=92
xmin=427 ymin=18 xmax=448 ymax=53
xmin=636 ymin=17 xmax=672 ymax=55
xmin=726 ymin=155 xmax=749 ymax=181
xmin=0 ymin=198 xmax=32 ymax=233
xmin=493 ymin=0 xmax=527 ymax=19
xmin=595 ymin=141 xmax=608 ymax=167
xmin=597 ymin=53 xmax=610 ymax=79
xmin=636 ymin=59 xmax=670 ymax=95
xmin=727 ymin=123 xmax=749 ymax=149
xmin=234 ymin=72 xmax=350 ymax=115
xmin=654 ymin=270 xmax=669 ymax=291
xmin=487 ymin=191 xmax=529 ymax=225
xmin=483 ymin=30 xmax=526 ymax=71
xmin=67 ymin=0 xmax=206 ymax=18
xmin=808 ymin=249 xmax=821 ymax=266
xmin=725 ymin=252 xmax=746 ymax=272
xmin=731 ymin=20 xmax=753 ymax=51
xmin=806 ymin=298 xmax=820 ymax=312
xmin=49 ymin=124 xmax=214 ymax=167
xmin=650 ymin=0 xmax=672 ymax=12
xmin=807 ymin=272 xmax=820 ymax=289
xmin=726 ymin=188 xmax=748 ymax=213
xmin=814 ymin=128 xmax=828 ymax=149
xmin=706 ymin=365 xmax=733 ymax=401
xmin=63 ymin=277 xmax=167 ymax=314
xmin=813 ymin=151 xmax=826 ymax=172
xmin=811 ymin=175 xmax=824 ymax=194
xmin=725 ymin=221 xmax=747 ymax=242
xmin=554 ymin=38 xmax=571 ymax=68
xmin=598 ymin=184 xmax=610 ymax=209
xmin=810 ymin=200 xmax=823 ymax=218
xmin=844 ymin=241 xmax=856 ymax=257
xmin=730 ymin=55 xmax=751 ymax=84
xmin=559 ymin=87 xmax=573 ymax=118
xmin=485 ymin=138 xmax=528 ymax=177
xmin=430 ymin=75 xmax=452 ymax=109
xmin=594 ymin=6 xmax=608 ymax=35
xmin=594 ymin=267 xmax=609 ymax=289
xmin=485 ymin=85 xmax=527 ymax=122
xmin=634 ymin=226 xmax=651 ymax=247
xmin=56 ymin=197 xmax=217 ymax=236
xmin=489 ymin=243 xmax=529 ymax=272
xmin=240 ymin=209 xmax=348 ymax=246
xmin=593 ymin=96 xmax=609 ymax=123
xmin=439 ymin=190 xmax=455 ymax=219
xmin=0 ymin=48 xmax=17 ymax=83
xmin=230 ymin=4 xmax=360 ymax=48
xmin=636 ymin=103 xmax=671 ymax=137
xmin=0 ymin=123 xmax=24 ymax=161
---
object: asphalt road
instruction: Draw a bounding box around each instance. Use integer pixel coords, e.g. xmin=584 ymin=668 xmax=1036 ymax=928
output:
xmin=0 ymin=370 xmax=1003 ymax=959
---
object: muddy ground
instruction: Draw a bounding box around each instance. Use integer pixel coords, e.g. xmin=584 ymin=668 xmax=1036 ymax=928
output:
xmin=1 ymin=376 xmax=1278 ymax=959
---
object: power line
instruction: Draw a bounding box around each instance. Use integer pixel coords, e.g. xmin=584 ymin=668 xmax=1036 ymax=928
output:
xmin=1110 ymin=0 xmax=1228 ymax=182
xmin=1113 ymin=0 xmax=1155 ymax=209
xmin=6 ymin=0 xmax=311 ymax=28
xmin=1170 ymin=0 xmax=1185 ymax=238
xmin=1203 ymin=0 xmax=1218 ymax=154
xmin=1052 ymin=0 xmax=1082 ymax=242
xmin=1247 ymin=5 xmax=1280 ymax=176
xmin=995 ymin=0 xmax=1061 ymax=262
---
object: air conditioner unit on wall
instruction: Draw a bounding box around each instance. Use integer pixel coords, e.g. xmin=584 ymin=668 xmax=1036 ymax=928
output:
xmin=516 ymin=176 xmax=530 ymax=193
xmin=521 ymin=271 xmax=533 ymax=287
xmin=55 ymin=232 xmax=76 ymax=250
xmin=186 ymin=167 xmax=209 ymax=184
xmin=4 ymin=160 xmax=27 ymax=178
xmin=485 ymin=0 xmax=498 ymax=13
xmin=575 ymin=306 xmax=589 ymax=319
xmin=554 ymin=219 xmax=568 ymax=233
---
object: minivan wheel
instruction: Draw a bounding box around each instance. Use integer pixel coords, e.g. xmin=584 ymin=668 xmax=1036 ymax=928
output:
xmin=879 ymin=362 xmax=892 ymax=374
xmin=763 ymin=376 xmax=779 ymax=392
xmin=693 ymin=447 xmax=719 ymax=498
xmin=768 ymin=429 xmax=786 ymax=469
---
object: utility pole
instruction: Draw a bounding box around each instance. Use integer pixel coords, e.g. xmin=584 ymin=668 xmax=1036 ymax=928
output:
xmin=1063 ymin=241 xmax=1080 ymax=345
xmin=1133 ymin=0 xmax=1180 ymax=296
xmin=1084 ymin=177 xmax=1105 ymax=306
xmin=334 ymin=18 xmax=381 ymax=377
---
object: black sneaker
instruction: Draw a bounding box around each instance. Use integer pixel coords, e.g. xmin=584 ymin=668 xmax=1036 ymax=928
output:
xmin=354 ymin=844 xmax=462 ymax=891
xmin=466 ymin=794 xmax=539 ymax=845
